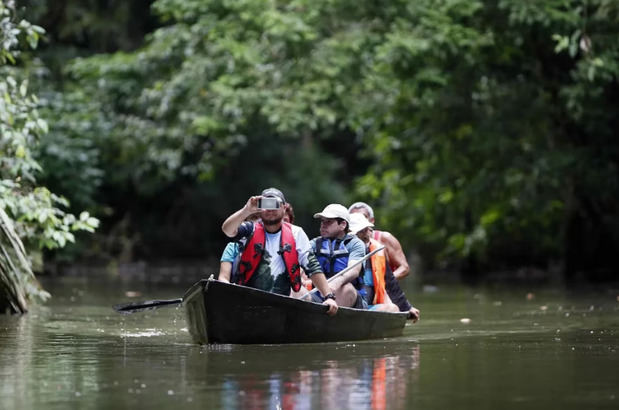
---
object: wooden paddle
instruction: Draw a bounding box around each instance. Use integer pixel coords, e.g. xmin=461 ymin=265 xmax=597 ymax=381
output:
xmin=113 ymin=298 xmax=183 ymax=314
xmin=113 ymin=273 xmax=218 ymax=314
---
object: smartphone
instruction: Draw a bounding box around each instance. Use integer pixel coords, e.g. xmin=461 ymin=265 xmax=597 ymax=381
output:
xmin=258 ymin=197 xmax=280 ymax=210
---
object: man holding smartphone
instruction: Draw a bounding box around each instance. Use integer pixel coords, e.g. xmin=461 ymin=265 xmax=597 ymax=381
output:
xmin=221 ymin=188 xmax=338 ymax=316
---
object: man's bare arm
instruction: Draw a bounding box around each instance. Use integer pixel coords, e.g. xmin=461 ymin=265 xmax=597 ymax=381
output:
xmin=381 ymin=231 xmax=410 ymax=280
xmin=218 ymin=262 xmax=232 ymax=283
xmin=222 ymin=196 xmax=259 ymax=237
xmin=310 ymin=273 xmax=338 ymax=316
xmin=304 ymin=252 xmax=338 ymax=315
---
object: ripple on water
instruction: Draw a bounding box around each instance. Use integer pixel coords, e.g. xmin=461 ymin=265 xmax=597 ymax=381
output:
xmin=120 ymin=329 xmax=167 ymax=338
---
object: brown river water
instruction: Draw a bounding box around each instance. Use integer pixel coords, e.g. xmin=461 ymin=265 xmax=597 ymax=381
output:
xmin=1 ymin=274 xmax=618 ymax=409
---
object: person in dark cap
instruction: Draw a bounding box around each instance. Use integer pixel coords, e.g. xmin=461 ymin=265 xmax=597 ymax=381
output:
xmin=221 ymin=188 xmax=338 ymax=316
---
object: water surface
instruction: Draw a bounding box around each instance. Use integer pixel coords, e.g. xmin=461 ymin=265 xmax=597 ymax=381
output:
xmin=1 ymin=275 xmax=618 ymax=409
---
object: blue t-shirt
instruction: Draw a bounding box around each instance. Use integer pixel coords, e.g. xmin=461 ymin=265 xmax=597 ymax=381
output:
xmin=362 ymin=261 xmax=374 ymax=287
xmin=220 ymin=242 xmax=240 ymax=263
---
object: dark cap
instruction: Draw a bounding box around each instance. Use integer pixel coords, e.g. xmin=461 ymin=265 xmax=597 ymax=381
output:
xmin=261 ymin=187 xmax=286 ymax=203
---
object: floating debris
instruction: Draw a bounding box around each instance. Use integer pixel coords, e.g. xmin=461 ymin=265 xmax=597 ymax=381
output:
xmin=423 ymin=285 xmax=439 ymax=293
xmin=125 ymin=291 xmax=142 ymax=298
xmin=460 ymin=318 xmax=471 ymax=324
xmin=526 ymin=293 xmax=535 ymax=301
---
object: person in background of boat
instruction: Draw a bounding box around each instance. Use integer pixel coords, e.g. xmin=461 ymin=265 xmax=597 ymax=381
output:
xmin=217 ymin=241 xmax=238 ymax=281
xmin=310 ymin=204 xmax=367 ymax=308
xmin=283 ymin=203 xmax=295 ymax=224
xmin=221 ymin=188 xmax=338 ymax=315
xmin=348 ymin=202 xmax=410 ymax=280
xmin=348 ymin=204 xmax=420 ymax=321
xmin=349 ymin=213 xmax=400 ymax=313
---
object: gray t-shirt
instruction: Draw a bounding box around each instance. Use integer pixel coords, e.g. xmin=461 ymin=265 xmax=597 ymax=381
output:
xmin=310 ymin=234 xmax=366 ymax=277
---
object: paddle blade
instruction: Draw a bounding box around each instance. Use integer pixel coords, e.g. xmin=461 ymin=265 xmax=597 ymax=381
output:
xmin=113 ymin=298 xmax=183 ymax=314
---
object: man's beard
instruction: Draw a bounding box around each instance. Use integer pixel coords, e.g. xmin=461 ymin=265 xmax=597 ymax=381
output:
xmin=262 ymin=214 xmax=283 ymax=227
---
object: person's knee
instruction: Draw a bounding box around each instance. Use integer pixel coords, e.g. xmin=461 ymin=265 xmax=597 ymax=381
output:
xmin=335 ymin=283 xmax=359 ymax=307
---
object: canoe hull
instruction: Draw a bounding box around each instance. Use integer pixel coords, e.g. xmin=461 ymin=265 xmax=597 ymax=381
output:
xmin=183 ymin=279 xmax=408 ymax=344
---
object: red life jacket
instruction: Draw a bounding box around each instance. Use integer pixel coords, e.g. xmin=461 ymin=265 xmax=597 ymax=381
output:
xmin=237 ymin=222 xmax=302 ymax=292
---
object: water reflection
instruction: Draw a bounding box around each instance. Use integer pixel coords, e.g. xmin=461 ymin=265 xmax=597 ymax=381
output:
xmin=2 ymin=292 xmax=421 ymax=410
xmin=4 ymin=277 xmax=618 ymax=410
xmin=196 ymin=344 xmax=420 ymax=410
xmin=0 ymin=306 xmax=115 ymax=408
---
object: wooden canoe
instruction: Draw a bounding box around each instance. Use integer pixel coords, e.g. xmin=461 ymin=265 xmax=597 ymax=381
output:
xmin=182 ymin=278 xmax=409 ymax=344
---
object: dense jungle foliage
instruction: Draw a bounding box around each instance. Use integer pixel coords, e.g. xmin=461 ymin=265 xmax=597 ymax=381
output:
xmin=1 ymin=0 xmax=99 ymax=311
xmin=4 ymin=0 xmax=619 ymax=281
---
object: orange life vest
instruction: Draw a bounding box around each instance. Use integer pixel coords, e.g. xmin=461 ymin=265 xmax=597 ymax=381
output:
xmin=369 ymin=238 xmax=387 ymax=304
xmin=237 ymin=222 xmax=302 ymax=292
xmin=372 ymin=230 xmax=398 ymax=273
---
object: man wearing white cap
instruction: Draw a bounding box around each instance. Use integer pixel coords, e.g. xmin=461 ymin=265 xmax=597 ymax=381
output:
xmin=350 ymin=213 xmax=419 ymax=316
xmin=348 ymin=201 xmax=410 ymax=280
xmin=310 ymin=204 xmax=367 ymax=308
xmin=222 ymin=188 xmax=338 ymax=316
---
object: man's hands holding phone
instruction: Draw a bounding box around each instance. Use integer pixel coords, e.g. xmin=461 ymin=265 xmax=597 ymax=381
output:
xmin=243 ymin=196 xmax=282 ymax=214
xmin=257 ymin=197 xmax=281 ymax=210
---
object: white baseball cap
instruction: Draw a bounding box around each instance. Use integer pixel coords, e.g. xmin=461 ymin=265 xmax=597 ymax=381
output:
xmin=349 ymin=212 xmax=374 ymax=234
xmin=313 ymin=204 xmax=350 ymax=224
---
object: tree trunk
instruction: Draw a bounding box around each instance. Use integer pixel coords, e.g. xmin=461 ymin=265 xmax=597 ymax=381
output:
xmin=0 ymin=208 xmax=49 ymax=314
